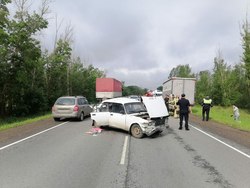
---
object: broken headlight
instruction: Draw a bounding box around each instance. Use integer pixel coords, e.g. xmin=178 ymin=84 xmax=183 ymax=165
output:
xmin=142 ymin=120 xmax=155 ymax=127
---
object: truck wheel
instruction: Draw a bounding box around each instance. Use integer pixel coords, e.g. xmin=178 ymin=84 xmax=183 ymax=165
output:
xmin=78 ymin=112 xmax=84 ymax=121
xmin=131 ymin=124 xmax=143 ymax=138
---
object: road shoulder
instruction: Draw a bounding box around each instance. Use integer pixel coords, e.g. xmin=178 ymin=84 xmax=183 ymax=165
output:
xmin=189 ymin=114 xmax=250 ymax=149
xmin=0 ymin=118 xmax=59 ymax=148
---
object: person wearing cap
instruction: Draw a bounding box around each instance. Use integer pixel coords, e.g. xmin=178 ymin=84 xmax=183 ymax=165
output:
xmin=201 ymin=96 xmax=213 ymax=121
xmin=176 ymin=93 xmax=191 ymax=130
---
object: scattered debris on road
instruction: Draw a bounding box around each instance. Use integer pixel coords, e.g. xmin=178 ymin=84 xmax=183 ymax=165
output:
xmin=85 ymin=127 xmax=103 ymax=136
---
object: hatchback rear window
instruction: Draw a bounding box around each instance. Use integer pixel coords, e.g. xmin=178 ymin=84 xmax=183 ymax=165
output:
xmin=56 ymin=98 xmax=75 ymax=105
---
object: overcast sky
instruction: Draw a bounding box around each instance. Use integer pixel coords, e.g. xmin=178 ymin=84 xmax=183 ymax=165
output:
xmin=38 ymin=0 xmax=249 ymax=89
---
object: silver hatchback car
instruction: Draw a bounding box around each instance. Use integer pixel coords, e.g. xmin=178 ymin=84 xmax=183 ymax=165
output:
xmin=52 ymin=96 xmax=93 ymax=121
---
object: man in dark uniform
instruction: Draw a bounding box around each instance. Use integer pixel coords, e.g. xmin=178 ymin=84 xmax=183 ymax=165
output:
xmin=176 ymin=93 xmax=191 ymax=130
xmin=201 ymin=96 xmax=213 ymax=121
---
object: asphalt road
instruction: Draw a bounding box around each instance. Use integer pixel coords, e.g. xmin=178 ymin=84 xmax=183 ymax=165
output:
xmin=0 ymin=118 xmax=250 ymax=188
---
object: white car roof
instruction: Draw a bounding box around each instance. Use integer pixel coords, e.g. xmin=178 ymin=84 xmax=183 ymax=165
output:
xmin=102 ymin=97 xmax=140 ymax=104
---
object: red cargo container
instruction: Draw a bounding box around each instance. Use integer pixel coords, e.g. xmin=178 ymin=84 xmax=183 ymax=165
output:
xmin=96 ymin=78 xmax=122 ymax=99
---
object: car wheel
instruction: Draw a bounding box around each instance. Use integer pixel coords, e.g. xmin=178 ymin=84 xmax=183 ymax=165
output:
xmin=131 ymin=124 xmax=143 ymax=138
xmin=53 ymin=117 xmax=60 ymax=121
xmin=78 ymin=112 xmax=84 ymax=121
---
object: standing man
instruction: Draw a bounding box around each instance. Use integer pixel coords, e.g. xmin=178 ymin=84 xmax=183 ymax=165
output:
xmin=201 ymin=96 xmax=213 ymax=121
xmin=176 ymin=94 xmax=191 ymax=130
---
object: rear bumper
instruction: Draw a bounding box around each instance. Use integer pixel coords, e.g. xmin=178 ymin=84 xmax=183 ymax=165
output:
xmin=52 ymin=112 xmax=79 ymax=119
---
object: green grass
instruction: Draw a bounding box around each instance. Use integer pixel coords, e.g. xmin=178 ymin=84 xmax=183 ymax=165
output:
xmin=0 ymin=113 xmax=52 ymax=131
xmin=191 ymin=105 xmax=250 ymax=131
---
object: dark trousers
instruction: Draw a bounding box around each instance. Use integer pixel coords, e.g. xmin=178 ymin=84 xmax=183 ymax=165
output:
xmin=202 ymin=108 xmax=210 ymax=121
xmin=179 ymin=112 xmax=189 ymax=129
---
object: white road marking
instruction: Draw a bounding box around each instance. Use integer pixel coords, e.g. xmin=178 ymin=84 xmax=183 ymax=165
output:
xmin=120 ymin=136 xmax=129 ymax=165
xmin=190 ymin=124 xmax=250 ymax=159
xmin=0 ymin=121 xmax=69 ymax=151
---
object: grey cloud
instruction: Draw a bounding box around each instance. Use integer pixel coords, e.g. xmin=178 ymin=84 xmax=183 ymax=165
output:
xmin=39 ymin=0 xmax=249 ymax=89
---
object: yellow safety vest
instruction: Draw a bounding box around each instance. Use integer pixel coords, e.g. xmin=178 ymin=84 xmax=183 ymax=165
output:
xmin=203 ymin=98 xmax=212 ymax=104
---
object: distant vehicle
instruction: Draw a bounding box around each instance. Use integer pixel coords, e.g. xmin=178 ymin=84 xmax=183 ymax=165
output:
xmin=90 ymin=96 xmax=169 ymax=138
xmin=96 ymin=78 xmax=122 ymax=99
xmin=128 ymin=95 xmax=141 ymax=101
xmin=152 ymin=90 xmax=163 ymax=96
xmin=162 ymin=77 xmax=196 ymax=104
xmin=52 ymin=96 xmax=93 ymax=121
xmin=145 ymin=90 xmax=162 ymax=97
xmin=145 ymin=90 xmax=154 ymax=97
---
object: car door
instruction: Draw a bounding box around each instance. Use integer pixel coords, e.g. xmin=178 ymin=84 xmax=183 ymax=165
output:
xmin=90 ymin=102 xmax=110 ymax=126
xmin=109 ymin=103 xmax=126 ymax=130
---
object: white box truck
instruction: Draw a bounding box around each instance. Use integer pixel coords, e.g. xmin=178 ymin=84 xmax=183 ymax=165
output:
xmin=162 ymin=77 xmax=196 ymax=105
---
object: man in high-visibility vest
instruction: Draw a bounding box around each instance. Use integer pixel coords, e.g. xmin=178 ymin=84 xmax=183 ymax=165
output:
xmin=173 ymin=96 xmax=180 ymax=118
xmin=201 ymin=96 xmax=213 ymax=121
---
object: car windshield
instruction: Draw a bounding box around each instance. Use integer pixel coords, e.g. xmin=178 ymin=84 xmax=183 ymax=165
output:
xmin=124 ymin=102 xmax=147 ymax=114
xmin=56 ymin=98 xmax=75 ymax=105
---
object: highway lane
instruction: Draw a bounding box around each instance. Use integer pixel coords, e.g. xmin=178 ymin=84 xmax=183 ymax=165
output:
xmin=127 ymin=118 xmax=250 ymax=188
xmin=0 ymin=117 xmax=250 ymax=188
xmin=0 ymin=119 xmax=128 ymax=188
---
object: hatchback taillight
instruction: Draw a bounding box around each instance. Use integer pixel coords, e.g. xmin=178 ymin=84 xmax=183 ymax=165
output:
xmin=73 ymin=105 xmax=79 ymax=112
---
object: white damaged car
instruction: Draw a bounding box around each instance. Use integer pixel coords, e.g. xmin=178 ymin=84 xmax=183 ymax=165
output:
xmin=90 ymin=96 xmax=169 ymax=138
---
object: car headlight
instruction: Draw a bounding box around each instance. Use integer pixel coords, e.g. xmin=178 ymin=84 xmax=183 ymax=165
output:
xmin=142 ymin=121 xmax=154 ymax=127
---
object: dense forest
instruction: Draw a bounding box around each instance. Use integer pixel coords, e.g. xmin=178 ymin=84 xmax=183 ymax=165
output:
xmin=0 ymin=0 xmax=249 ymax=118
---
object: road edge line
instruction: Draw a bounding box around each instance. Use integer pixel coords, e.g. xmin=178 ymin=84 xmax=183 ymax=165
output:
xmin=0 ymin=121 xmax=69 ymax=151
xmin=190 ymin=124 xmax=250 ymax=159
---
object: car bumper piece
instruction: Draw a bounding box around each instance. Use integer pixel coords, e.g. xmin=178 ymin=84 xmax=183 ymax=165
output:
xmin=143 ymin=125 xmax=165 ymax=136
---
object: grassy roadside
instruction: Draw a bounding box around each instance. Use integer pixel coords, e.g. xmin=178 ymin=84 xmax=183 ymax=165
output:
xmin=0 ymin=113 xmax=52 ymax=131
xmin=191 ymin=105 xmax=250 ymax=131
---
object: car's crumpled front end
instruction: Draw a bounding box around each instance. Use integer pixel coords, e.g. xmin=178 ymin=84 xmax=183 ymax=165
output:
xmin=140 ymin=117 xmax=167 ymax=136
xmin=135 ymin=113 xmax=167 ymax=136
xmin=137 ymin=96 xmax=169 ymax=136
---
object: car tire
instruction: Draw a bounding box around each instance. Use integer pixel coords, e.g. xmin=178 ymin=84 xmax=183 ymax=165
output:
xmin=53 ymin=117 xmax=60 ymax=121
xmin=131 ymin=124 xmax=143 ymax=138
xmin=78 ymin=112 xmax=84 ymax=121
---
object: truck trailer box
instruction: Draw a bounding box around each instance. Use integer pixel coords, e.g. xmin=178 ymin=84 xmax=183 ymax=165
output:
xmin=162 ymin=77 xmax=196 ymax=104
xmin=96 ymin=78 xmax=122 ymax=99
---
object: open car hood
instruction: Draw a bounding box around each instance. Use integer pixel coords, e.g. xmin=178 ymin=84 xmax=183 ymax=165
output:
xmin=141 ymin=96 xmax=169 ymax=118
